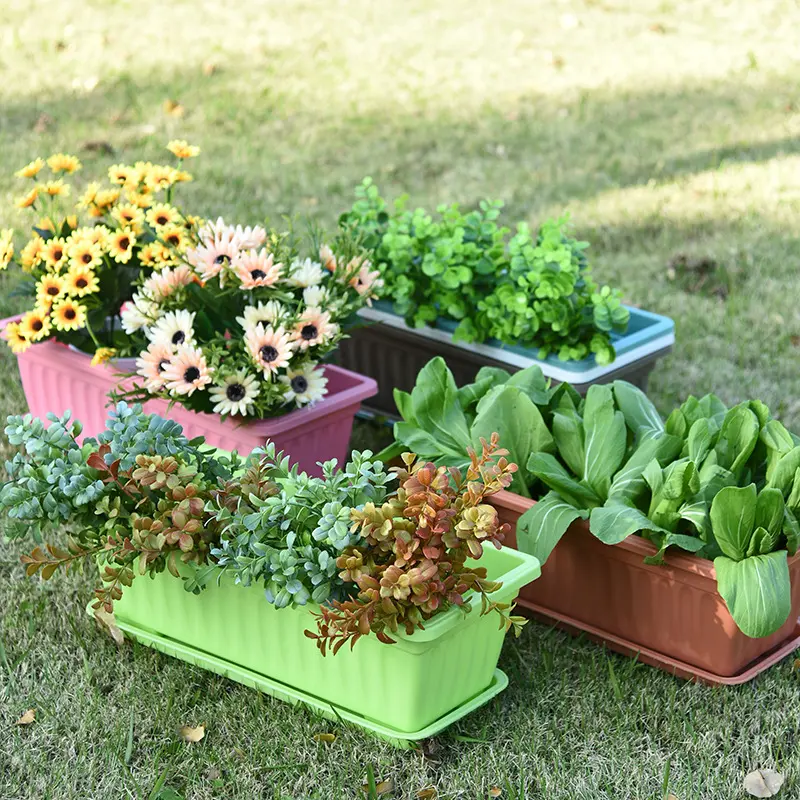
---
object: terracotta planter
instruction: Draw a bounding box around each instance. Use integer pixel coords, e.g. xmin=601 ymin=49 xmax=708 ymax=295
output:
xmin=7 ymin=332 xmax=377 ymax=477
xmin=491 ymin=490 xmax=800 ymax=678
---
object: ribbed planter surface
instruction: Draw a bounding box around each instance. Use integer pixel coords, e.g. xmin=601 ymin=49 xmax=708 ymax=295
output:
xmin=112 ymin=545 xmax=540 ymax=734
xmin=491 ymin=490 xmax=800 ymax=678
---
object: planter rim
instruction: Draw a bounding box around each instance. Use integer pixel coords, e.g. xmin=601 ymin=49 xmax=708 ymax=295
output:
xmin=359 ymin=303 xmax=675 ymax=383
xmin=491 ymin=488 xmax=800 ymax=580
xmin=199 ymin=543 xmax=539 ymax=645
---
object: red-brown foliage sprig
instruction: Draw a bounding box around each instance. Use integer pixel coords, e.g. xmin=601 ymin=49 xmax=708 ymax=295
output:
xmin=306 ymin=433 xmax=525 ymax=655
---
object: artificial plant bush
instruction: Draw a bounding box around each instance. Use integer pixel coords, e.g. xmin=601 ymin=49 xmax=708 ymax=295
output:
xmin=383 ymin=357 xmax=800 ymax=639
xmin=0 ymin=405 xmax=523 ymax=652
xmin=341 ymin=178 xmax=629 ymax=363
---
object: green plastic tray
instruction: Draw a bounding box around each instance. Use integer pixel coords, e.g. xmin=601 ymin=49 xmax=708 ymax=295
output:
xmin=105 ymin=545 xmax=539 ymax=735
xmin=96 ymin=607 xmax=509 ymax=746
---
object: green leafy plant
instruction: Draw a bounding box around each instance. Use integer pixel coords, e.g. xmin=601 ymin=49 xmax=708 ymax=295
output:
xmin=341 ymin=177 xmax=629 ymax=363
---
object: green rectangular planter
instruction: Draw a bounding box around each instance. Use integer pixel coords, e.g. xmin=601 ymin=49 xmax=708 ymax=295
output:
xmin=111 ymin=545 xmax=540 ymax=737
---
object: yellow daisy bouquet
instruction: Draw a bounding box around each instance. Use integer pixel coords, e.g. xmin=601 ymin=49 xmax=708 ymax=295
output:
xmin=0 ymin=141 xmax=201 ymax=363
xmin=114 ymin=221 xmax=382 ymax=418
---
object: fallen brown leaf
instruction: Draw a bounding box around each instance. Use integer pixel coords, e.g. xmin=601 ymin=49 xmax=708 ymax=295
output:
xmin=202 ymin=60 xmax=219 ymax=76
xmin=416 ymin=787 xmax=437 ymax=799
xmin=33 ymin=113 xmax=53 ymax=134
xmin=15 ymin=709 xmax=36 ymax=726
xmin=744 ymin=769 xmax=784 ymax=797
xmin=94 ymin=609 xmax=124 ymax=647
xmin=361 ymin=778 xmax=394 ymax=795
xmin=313 ymin=732 xmax=336 ymax=744
xmin=790 ymin=338 xmax=800 ymax=349
xmin=179 ymin=724 xmax=205 ymax=743
xmin=163 ymin=99 xmax=185 ymax=118
xmin=489 ymin=789 xmax=502 ymax=798
xmin=82 ymin=140 xmax=115 ymax=155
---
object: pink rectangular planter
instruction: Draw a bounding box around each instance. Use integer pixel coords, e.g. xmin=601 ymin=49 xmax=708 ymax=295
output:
xmin=491 ymin=489 xmax=800 ymax=679
xmin=4 ymin=319 xmax=377 ymax=476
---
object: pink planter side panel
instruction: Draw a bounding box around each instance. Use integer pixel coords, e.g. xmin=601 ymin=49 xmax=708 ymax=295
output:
xmin=11 ymin=339 xmax=377 ymax=478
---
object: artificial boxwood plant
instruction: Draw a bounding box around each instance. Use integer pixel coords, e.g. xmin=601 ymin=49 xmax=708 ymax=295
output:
xmin=341 ymin=178 xmax=629 ymax=364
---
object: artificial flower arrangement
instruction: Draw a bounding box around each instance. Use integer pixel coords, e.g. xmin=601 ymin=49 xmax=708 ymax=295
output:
xmin=0 ymin=142 xmax=200 ymax=360
xmin=341 ymin=177 xmax=629 ymax=364
xmin=0 ymin=404 xmax=524 ymax=651
xmin=115 ymin=220 xmax=382 ymax=417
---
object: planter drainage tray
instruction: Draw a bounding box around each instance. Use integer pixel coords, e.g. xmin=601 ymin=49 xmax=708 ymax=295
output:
xmin=87 ymin=603 xmax=508 ymax=747
xmin=523 ymin=601 xmax=800 ymax=686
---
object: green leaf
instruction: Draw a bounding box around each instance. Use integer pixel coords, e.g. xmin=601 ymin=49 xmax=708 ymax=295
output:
xmin=696 ymin=460 xmax=736 ymax=504
xmin=665 ymin=408 xmax=687 ymax=439
xmin=767 ymin=446 xmax=800 ymax=495
xmin=714 ymin=551 xmax=791 ymax=638
xmin=612 ymin=380 xmax=664 ymax=440
xmin=589 ymin=502 xmax=671 ymax=545
xmin=784 ymin=508 xmax=799 ymax=555
xmin=526 ymin=452 xmax=602 ymax=508
xmin=393 ymin=421 xmax=468 ymax=464
xmin=551 ymin=409 xmax=585 ymax=480
xmin=714 ymin=405 xmax=759 ymax=476
xmin=607 ymin=434 xmax=681 ymax=502
xmin=643 ymin=531 xmax=706 ymax=565
xmin=505 ymin=366 xmax=551 ymax=406
xmin=686 ymin=419 xmax=714 ymax=464
xmin=582 ymin=385 xmax=627 ymax=498
xmin=709 ymin=484 xmax=757 ymax=561
xmin=471 ymin=386 xmax=553 ymax=497
xmin=754 ymin=487 xmax=785 ymax=540
xmin=679 ymin=500 xmax=710 ymax=539
xmin=455 ymin=376 xmax=495 ymax=413
xmin=516 ymin=491 xmax=588 ymax=564
xmin=393 ymin=389 xmax=415 ymax=422
xmin=408 ymin=358 xmax=472 ymax=456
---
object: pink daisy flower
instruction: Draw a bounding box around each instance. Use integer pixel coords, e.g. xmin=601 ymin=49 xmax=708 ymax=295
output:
xmin=186 ymin=238 xmax=240 ymax=282
xmin=234 ymin=249 xmax=283 ymax=289
xmin=292 ymin=307 xmax=338 ymax=350
xmin=161 ymin=344 xmax=213 ymax=396
xmin=135 ymin=340 xmax=174 ymax=392
xmin=347 ymin=258 xmax=383 ymax=304
xmin=244 ymin=323 xmax=294 ymax=376
xmin=319 ymin=244 xmax=337 ymax=273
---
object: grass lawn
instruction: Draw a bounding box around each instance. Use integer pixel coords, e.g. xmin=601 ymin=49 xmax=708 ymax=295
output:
xmin=2 ymin=0 xmax=800 ymax=797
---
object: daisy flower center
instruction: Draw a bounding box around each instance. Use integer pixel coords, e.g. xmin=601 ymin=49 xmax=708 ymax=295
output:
xmin=226 ymin=383 xmax=246 ymax=401
xmin=54 ymin=249 xmax=63 ymax=260
xmin=183 ymin=366 xmax=201 ymax=383
xmin=82 ymin=253 xmax=92 ymax=264
xmin=214 ymin=254 xmax=230 ymax=265
xmin=301 ymin=324 xmax=318 ymax=341
xmin=47 ymin=286 xmax=59 ymax=296
xmin=166 ymin=234 xmax=180 ymax=246
xmin=65 ymin=308 xmax=76 ymax=320
xmin=158 ymin=359 xmax=169 ymax=372
xmin=172 ymin=330 xmax=186 ymax=345
xmin=291 ymin=375 xmax=308 ymax=393
xmin=156 ymin=215 xmax=168 ymax=225
xmin=119 ymin=237 xmax=130 ymax=250
xmin=32 ymin=320 xmax=43 ymax=331
xmin=250 ymin=269 xmax=266 ymax=280
xmin=259 ymin=345 xmax=279 ymax=363
xmin=76 ymin=278 xmax=88 ymax=288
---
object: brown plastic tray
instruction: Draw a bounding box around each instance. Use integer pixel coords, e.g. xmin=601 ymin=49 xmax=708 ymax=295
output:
xmin=521 ymin=601 xmax=800 ymax=685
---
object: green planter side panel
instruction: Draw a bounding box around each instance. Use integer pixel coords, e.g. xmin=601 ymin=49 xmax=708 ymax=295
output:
xmin=112 ymin=546 xmax=540 ymax=734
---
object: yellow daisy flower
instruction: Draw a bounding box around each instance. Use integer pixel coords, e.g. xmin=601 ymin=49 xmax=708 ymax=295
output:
xmin=40 ymin=180 xmax=70 ymax=198
xmin=42 ymin=238 xmax=69 ymax=271
xmin=19 ymin=308 xmax=51 ymax=342
xmin=19 ymin=237 xmax=44 ymax=271
xmin=46 ymin=153 xmax=82 ymax=175
xmin=145 ymin=203 xmax=179 ymax=229
xmin=182 ymin=214 xmax=204 ymax=231
xmin=15 ymin=158 xmax=45 ymax=179
xmin=166 ymin=140 xmax=200 ymax=159
xmin=91 ymin=347 xmax=117 ymax=367
xmin=36 ymin=217 xmax=56 ymax=233
xmin=87 ymin=188 xmax=120 ymax=217
xmin=108 ymin=230 xmax=136 ymax=263
xmin=2 ymin=321 xmax=31 ymax=354
xmin=108 ymin=164 xmax=140 ymax=187
xmin=65 ymin=264 xmax=100 ymax=296
xmin=143 ymin=164 xmax=177 ymax=192
xmin=0 ymin=229 xmax=13 ymax=270
xmin=36 ymin=274 xmax=66 ymax=306
xmin=110 ymin=203 xmax=145 ymax=233
xmin=85 ymin=225 xmax=111 ymax=247
xmin=160 ymin=224 xmax=187 ymax=251
xmin=125 ymin=189 xmax=153 ymax=209
xmin=67 ymin=238 xmax=103 ymax=270
xmin=16 ymin=188 xmax=38 ymax=209
xmin=64 ymin=215 xmax=78 ymax=231
xmin=52 ymin=297 xmax=87 ymax=331
xmin=79 ymin=181 xmax=101 ymax=207
xmin=171 ymin=170 xmax=193 ymax=184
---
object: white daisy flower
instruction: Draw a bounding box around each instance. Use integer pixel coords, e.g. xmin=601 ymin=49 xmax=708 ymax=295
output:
xmin=236 ymin=300 xmax=287 ymax=330
xmin=120 ymin=294 xmax=159 ymax=334
xmin=302 ymin=285 xmax=328 ymax=307
xmin=161 ymin=344 xmax=213 ymax=396
xmin=280 ymin=362 xmax=328 ymax=406
xmin=147 ymin=309 xmax=196 ymax=349
xmin=209 ymin=371 xmax=259 ymax=416
xmin=289 ymin=258 xmax=324 ymax=288
xmin=199 ymin=218 xmax=266 ymax=250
